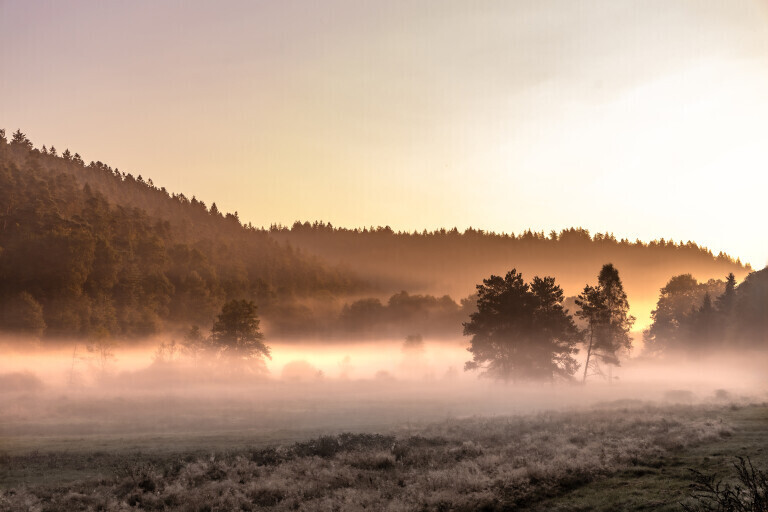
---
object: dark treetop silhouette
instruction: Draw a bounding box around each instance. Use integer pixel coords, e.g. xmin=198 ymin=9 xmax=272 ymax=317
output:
xmin=464 ymin=269 xmax=581 ymax=382
xmin=576 ymin=263 xmax=635 ymax=382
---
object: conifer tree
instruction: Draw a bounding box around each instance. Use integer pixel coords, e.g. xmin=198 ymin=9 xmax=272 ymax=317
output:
xmin=464 ymin=270 xmax=581 ymax=382
xmin=576 ymin=263 xmax=635 ymax=382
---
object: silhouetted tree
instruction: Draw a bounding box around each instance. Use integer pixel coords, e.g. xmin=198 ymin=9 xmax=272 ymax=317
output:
xmin=576 ymin=263 xmax=634 ymax=382
xmin=730 ymin=267 xmax=768 ymax=347
xmin=676 ymin=291 xmax=720 ymax=353
xmin=10 ymin=129 xmax=32 ymax=150
xmin=575 ymin=284 xmax=604 ymax=381
xmin=716 ymin=273 xmax=737 ymax=316
xmin=464 ymin=270 xmax=580 ymax=382
xmin=210 ymin=299 xmax=270 ymax=371
xmin=643 ymin=274 xmax=727 ymax=355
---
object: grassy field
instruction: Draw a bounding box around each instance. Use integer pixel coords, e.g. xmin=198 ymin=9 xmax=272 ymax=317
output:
xmin=532 ymin=403 xmax=768 ymax=511
xmin=2 ymin=399 xmax=766 ymax=511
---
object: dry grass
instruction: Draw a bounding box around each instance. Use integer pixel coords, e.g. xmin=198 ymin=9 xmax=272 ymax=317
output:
xmin=0 ymin=404 xmax=736 ymax=511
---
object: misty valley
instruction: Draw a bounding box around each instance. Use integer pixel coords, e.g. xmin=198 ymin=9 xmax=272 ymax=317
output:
xmin=1 ymin=133 xmax=767 ymax=511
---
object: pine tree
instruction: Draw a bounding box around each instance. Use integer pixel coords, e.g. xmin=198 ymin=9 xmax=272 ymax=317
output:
xmin=576 ymin=264 xmax=635 ymax=382
xmin=464 ymin=270 xmax=581 ymax=382
xmin=10 ymin=129 xmax=33 ymax=150
xmin=210 ymin=300 xmax=270 ymax=372
xmin=716 ymin=273 xmax=737 ymax=316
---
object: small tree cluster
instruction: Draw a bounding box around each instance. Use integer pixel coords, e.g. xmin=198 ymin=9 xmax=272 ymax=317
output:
xmin=464 ymin=269 xmax=581 ymax=382
xmin=464 ymin=263 xmax=637 ymax=383
xmin=169 ymin=299 xmax=270 ymax=373
xmin=644 ymin=268 xmax=767 ymax=355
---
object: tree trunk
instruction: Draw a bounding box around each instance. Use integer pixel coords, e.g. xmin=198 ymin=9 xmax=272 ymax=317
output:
xmin=582 ymin=325 xmax=593 ymax=384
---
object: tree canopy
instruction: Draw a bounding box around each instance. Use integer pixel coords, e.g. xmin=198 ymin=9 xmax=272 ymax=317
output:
xmin=464 ymin=270 xmax=581 ymax=381
xmin=576 ymin=263 xmax=635 ymax=382
xmin=209 ymin=299 xmax=270 ymax=369
xmin=644 ymin=268 xmax=768 ymax=354
xmin=0 ymin=128 xmax=365 ymax=340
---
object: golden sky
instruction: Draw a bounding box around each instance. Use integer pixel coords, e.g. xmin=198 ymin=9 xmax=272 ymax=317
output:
xmin=2 ymin=0 xmax=767 ymax=267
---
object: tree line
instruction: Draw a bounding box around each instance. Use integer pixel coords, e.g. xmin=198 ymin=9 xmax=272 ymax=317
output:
xmin=463 ymin=262 xmax=767 ymax=382
xmin=643 ymin=268 xmax=768 ymax=355
xmin=269 ymin=221 xmax=749 ymax=325
xmin=0 ymin=127 xmax=762 ymax=362
xmin=128 ymin=261 xmax=767 ymax=384
xmin=0 ymin=129 xmax=365 ymax=340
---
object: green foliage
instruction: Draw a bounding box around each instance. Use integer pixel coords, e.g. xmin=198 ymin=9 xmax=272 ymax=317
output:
xmin=464 ymin=270 xmax=581 ymax=381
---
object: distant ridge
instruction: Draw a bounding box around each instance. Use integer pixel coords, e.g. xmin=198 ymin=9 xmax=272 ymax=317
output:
xmin=269 ymin=223 xmax=749 ymax=329
xmin=0 ymin=129 xmax=749 ymax=339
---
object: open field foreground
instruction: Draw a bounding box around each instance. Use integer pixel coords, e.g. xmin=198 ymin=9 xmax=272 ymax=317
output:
xmin=2 ymin=401 xmax=767 ymax=511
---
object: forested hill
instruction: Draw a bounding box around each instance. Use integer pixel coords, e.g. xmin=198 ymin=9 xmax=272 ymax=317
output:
xmin=270 ymin=222 xmax=750 ymax=328
xmin=0 ymin=128 xmax=750 ymax=340
xmin=0 ymin=130 xmax=365 ymax=340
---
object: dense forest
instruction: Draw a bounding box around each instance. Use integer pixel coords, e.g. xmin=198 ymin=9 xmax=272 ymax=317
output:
xmin=644 ymin=268 xmax=768 ymax=355
xmin=270 ymin=222 xmax=749 ymax=326
xmin=0 ymin=128 xmax=753 ymax=342
xmin=0 ymin=130 xmax=364 ymax=340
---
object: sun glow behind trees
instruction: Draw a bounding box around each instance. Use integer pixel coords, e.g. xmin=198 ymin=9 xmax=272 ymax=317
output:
xmin=2 ymin=2 xmax=768 ymax=268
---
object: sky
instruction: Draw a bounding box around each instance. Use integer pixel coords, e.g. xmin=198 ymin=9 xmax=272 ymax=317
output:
xmin=2 ymin=0 xmax=768 ymax=268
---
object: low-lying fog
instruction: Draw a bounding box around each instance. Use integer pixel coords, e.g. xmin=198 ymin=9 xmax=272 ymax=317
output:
xmin=1 ymin=337 xmax=767 ymax=454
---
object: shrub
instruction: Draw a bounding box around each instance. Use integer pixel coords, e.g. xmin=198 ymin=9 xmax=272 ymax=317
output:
xmin=682 ymin=457 xmax=768 ymax=512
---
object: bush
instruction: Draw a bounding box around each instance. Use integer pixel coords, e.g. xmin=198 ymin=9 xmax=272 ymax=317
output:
xmin=682 ymin=457 xmax=768 ymax=512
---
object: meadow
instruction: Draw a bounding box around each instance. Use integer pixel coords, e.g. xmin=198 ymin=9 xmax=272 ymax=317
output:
xmin=2 ymin=383 xmax=766 ymax=511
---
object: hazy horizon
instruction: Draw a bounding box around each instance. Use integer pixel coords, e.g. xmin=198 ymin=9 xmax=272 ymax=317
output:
xmin=2 ymin=0 xmax=768 ymax=267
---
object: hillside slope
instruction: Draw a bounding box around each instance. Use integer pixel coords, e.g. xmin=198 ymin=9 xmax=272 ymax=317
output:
xmin=0 ymin=130 xmax=364 ymax=339
xmin=0 ymin=129 xmax=750 ymax=340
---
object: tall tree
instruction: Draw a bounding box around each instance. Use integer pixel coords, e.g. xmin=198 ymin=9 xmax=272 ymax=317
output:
xmin=464 ymin=270 xmax=580 ymax=382
xmin=576 ymin=263 xmax=635 ymax=382
xmin=716 ymin=273 xmax=737 ymax=316
xmin=10 ymin=130 xmax=33 ymax=150
xmin=684 ymin=292 xmax=718 ymax=350
xmin=210 ymin=299 xmax=270 ymax=371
